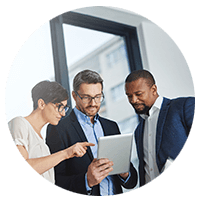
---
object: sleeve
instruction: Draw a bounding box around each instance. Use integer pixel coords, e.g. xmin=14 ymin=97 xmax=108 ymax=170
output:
xmin=8 ymin=117 xmax=29 ymax=151
xmin=183 ymin=97 xmax=195 ymax=135
xmin=118 ymin=162 xmax=138 ymax=189
xmin=85 ymin=173 xmax=92 ymax=194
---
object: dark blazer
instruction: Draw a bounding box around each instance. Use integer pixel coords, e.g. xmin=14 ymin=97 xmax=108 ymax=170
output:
xmin=46 ymin=110 xmax=138 ymax=195
xmin=135 ymin=97 xmax=195 ymax=186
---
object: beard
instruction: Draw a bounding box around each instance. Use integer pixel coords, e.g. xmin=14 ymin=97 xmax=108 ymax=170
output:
xmin=131 ymin=103 xmax=150 ymax=115
xmin=78 ymin=105 xmax=100 ymax=117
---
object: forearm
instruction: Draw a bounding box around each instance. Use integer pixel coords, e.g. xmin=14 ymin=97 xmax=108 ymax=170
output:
xmin=27 ymin=150 xmax=68 ymax=175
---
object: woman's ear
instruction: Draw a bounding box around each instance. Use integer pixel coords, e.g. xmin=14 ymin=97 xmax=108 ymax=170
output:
xmin=37 ymin=99 xmax=46 ymax=110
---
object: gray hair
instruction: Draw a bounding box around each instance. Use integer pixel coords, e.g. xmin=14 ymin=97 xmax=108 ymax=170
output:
xmin=73 ymin=69 xmax=103 ymax=92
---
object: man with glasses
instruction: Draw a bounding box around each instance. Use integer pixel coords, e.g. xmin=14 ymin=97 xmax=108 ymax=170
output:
xmin=46 ymin=70 xmax=137 ymax=196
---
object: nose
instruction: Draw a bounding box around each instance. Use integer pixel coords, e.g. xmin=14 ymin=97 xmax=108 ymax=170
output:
xmin=130 ymin=95 xmax=138 ymax=104
xmin=89 ymin=98 xmax=97 ymax=106
xmin=60 ymin=109 xmax=66 ymax=117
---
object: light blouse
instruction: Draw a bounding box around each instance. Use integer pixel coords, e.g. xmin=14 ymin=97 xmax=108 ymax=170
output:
xmin=8 ymin=116 xmax=55 ymax=183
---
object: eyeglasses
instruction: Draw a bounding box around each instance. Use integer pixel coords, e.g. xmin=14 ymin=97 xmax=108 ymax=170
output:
xmin=55 ymin=103 xmax=70 ymax=114
xmin=75 ymin=91 xmax=104 ymax=104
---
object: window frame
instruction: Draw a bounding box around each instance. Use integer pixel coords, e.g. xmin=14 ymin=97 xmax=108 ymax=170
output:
xmin=50 ymin=11 xmax=143 ymax=110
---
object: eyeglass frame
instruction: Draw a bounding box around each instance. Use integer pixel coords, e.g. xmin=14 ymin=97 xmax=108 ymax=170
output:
xmin=54 ymin=103 xmax=70 ymax=114
xmin=74 ymin=91 xmax=104 ymax=104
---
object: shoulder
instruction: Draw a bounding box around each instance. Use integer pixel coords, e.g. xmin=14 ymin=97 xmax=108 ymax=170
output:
xmin=8 ymin=116 xmax=28 ymax=130
xmin=163 ymin=96 xmax=195 ymax=108
xmin=9 ymin=116 xmax=26 ymax=124
xmin=162 ymin=97 xmax=195 ymax=120
xmin=99 ymin=116 xmax=118 ymax=125
xmin=98 ymin=116 xmax=121 ymax=135
xmin=98 ymin=116 xmax=120 ymax=130
xmin=8 ymin=117 xmax=30 ymax=148
xmin=170 ymin=96 xmax=194 ymax=103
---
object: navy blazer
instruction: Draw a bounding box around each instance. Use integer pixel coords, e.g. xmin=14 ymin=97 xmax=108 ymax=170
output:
xmin=46 ymin=110 xmax=138 ymax=195
xmin=135 ymin=97 xmax=195 ymax=186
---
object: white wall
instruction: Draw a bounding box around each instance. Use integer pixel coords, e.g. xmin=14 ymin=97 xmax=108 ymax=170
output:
xmin=139 ymin=21 xmax=194 ymax=98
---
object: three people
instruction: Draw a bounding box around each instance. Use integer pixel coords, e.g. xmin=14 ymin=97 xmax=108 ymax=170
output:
xmin=8 ymin=69 xmax=195 ymax=195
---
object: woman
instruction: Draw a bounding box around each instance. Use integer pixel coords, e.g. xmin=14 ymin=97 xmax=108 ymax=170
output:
xmin=8 ymin=80 xmax=94 ymax=183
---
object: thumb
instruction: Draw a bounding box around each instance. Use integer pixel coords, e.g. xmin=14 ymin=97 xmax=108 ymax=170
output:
xmin=92 ymin=158 xmax=98 ymax=163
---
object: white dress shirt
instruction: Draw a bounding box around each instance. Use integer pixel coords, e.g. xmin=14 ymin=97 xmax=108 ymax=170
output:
xmin=140 ymin=96 xmax=163 ymax=184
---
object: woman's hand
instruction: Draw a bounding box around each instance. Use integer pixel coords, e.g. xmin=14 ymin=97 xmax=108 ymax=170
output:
xmin=16 ymin=142 xmax=94 ymax=175
xmin=65 ymin=142 xmax=95 ymax=159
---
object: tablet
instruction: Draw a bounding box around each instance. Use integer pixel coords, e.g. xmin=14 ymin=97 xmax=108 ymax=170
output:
xmin=97 ymin=133 xmax=133 ymax=175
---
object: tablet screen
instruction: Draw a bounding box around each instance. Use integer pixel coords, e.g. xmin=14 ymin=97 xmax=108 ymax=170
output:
xmin=97 ymin=133 xmax=133 ymax=175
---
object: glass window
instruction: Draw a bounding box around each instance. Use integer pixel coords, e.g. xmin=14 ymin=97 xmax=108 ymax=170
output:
xmin=111 ymin=83 xmax=124 ymax=102
xmin=118 ymin=116 xmax=139 ymax=134
xmin=63 ymin=24 xmax=138 ymax=134
xmin=106 ymin=43 xmax=128 ymax=68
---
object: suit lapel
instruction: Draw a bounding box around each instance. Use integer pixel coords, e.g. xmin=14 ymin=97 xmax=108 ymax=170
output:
xmin=156 ymin=97 xmax=171 ymax=155
xmin=99 ymin=117 xmax=120 ymax=137
xmin=69 ymin=110 xmax=94 ymax=161
xmin=99 ymin=117 xmax=110 ymax=136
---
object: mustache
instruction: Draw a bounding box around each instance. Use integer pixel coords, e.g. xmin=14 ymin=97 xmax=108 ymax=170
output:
xmin=132 ymin=103 xmax=145 ymax=107
xmin=86 ymin=105 xmax=98 ymax=108
xmin=131 ymin=103 xmax=150 ymax=115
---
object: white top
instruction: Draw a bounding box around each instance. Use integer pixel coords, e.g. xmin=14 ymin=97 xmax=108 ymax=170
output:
xmin=8 ymin=116 xmax=55 ymax=184
xmin=140 ymin=96 xmax=163 ymax=184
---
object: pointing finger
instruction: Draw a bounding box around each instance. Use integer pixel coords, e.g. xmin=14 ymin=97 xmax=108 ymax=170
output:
xmin=82 ymin=142 xmax=95 ymax=147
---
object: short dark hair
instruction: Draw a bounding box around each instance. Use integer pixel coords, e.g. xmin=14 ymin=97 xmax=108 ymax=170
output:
xmin=32 ymin=81 xmax=69 ymax=110
xmin=73 ymin=69 xmax=103 ymax=92
xmin=125 ymin=69 xmax=156 ymax=87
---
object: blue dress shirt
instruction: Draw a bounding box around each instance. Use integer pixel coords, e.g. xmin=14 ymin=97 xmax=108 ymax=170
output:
xmin=73 ymin=107 xmax=129 ymax=195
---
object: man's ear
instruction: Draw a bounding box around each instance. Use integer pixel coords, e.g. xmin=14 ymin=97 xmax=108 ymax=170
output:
xmin=37 ymin=99 xmax=46 ymax=110
xmin=72 ymin=91 xmax=77 ymax=102
xmin=151 ymin=84 xmax=158 ymax=96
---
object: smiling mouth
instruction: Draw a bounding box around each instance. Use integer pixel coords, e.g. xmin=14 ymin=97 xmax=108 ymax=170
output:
xmin=85 ymin=106 xmax=98 ymax=116
xmin=87 ymin=106 xmax=97 ymax=110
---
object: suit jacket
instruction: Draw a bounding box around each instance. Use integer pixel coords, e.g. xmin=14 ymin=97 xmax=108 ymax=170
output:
xmin=135 ymin=97 xmax=195 ymax=186
xmin=46 ymin=110 xmax=138 ymax=195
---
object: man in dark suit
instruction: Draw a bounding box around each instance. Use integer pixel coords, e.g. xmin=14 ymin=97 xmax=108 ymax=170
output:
xmin=125 ymin=69 xmax=195 ymax=186
xmin=46 ymin=70 xmax=138 ymax=195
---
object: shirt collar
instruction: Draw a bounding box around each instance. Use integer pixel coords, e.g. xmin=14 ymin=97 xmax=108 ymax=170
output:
xmin=73 ymin=107 xmax=99 ymax=125
xmin=140 ymin=95 xmax=163 ymax=119
xmin=153 ymin=95 xmax=163 ymax=110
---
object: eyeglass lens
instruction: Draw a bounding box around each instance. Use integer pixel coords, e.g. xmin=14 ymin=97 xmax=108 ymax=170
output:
xmin=84 ymin=96 xmax=103 ymax=103
xmin=58 ymin=104 xmax=69 ymax=113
